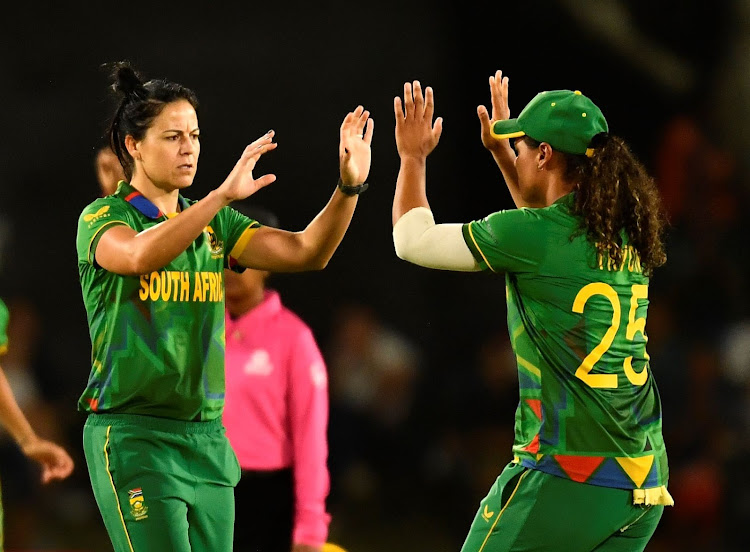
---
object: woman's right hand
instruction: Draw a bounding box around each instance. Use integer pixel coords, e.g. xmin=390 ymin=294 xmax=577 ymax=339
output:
xmin=217 ymin=130 xmax=278 ymax=204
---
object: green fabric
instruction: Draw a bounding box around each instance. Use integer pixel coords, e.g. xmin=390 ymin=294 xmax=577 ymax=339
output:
xmin=461 ymin=194 xmax=668 ymax=491
xmin=75 ymin=182 xmax=258 ymax=421
xmin=491 ymin=89 xmax=608 ymax=154
xmin=83 ymin=413 xmax=240 ymax=552
xmin=461 ymin=462 xmax=663 ymax=552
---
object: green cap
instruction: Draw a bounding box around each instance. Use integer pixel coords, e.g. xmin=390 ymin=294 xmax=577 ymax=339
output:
xmin=491 ymin=89 xmax=608 ymax=156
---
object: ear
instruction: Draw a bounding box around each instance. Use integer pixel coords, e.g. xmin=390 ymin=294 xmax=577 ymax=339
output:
xmin=537 ymin=143 xmax=554 ymax=170
xmin=124 ymin=135 xmax=141 ymax=161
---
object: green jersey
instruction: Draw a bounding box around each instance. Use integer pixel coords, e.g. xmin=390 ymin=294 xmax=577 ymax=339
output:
xmin=462 ymin=193 xmax=667 ymax=490
xmin=0 ymin=298 xmax=8 ymax=356
xmin=76 ymin=182 xmax=259 ymax=421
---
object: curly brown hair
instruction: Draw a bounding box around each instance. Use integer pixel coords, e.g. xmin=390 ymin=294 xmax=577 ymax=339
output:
xmin=561 ymin=133 xmax=667 ymax=276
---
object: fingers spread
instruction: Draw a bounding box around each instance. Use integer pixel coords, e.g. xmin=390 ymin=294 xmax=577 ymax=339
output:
xmin=394 ymin=96 xmax=404 ymax=123
xmin=364 ymin=117 xmax=374 ymax=144
xmin=424 ymin=86 xmax=435 ymax=122
xmin=403 ymin=82 xmax=414 ymax=116
xmin=413 ymin=80 xmax=424 ymax=117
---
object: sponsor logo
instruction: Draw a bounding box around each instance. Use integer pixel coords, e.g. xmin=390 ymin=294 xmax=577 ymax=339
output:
xmin=84 ymin=205 xmax=111 ymax=226
xmin=481 ymin=504 xmax=494 ymax=522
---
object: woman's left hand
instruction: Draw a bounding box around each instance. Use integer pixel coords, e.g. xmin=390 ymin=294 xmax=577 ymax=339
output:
xmin=339 ymin=106 xmax=373 ymax=187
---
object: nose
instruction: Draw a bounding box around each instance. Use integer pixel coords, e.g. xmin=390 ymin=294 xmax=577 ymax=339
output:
xmin=180 ymin=135 xmax=196 ymax=155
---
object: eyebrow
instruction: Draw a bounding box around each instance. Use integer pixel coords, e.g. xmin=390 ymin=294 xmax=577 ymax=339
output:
xmin=161 ymin=128 xmax=200 ymax=134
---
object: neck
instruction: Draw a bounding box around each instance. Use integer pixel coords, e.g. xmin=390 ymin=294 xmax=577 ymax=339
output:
xmin=227 ymin=288 xmax=266 ymax=319
xmin=544 ymin=174 xmax=575 ymax=206
xmin=129 ymin=176 xmax=180 ymax=214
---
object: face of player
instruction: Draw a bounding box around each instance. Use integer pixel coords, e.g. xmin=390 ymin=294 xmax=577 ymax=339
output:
xmin=513 ymin=137 xmax=547 ymax=207
xmin=224 ymin=267 xmax=268 ymax=315
xmin=132 ymin=99 xmax=200 ymax=192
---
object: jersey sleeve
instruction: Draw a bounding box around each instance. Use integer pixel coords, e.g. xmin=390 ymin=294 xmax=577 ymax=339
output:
xmin=461 ymin=208 xmax=546 ymax=273
xmin=216 ymin=206 xmax=262 ymax=272
xmin=0 ymin=298 xmax=8 ymax=356
xmin=76 ymin=198 xmax=131 ymax=266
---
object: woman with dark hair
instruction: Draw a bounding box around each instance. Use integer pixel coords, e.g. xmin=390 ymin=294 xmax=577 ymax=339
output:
xmin=391 ymin=71 xmax=671 ymax=552
xmin=76 ymin=61 xmax=373 ymax=552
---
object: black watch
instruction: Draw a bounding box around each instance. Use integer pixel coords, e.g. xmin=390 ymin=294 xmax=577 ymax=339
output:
xmin=337 ymin=179 xmax=369 ymax=196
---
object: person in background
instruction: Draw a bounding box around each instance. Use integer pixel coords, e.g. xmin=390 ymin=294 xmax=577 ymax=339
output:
xmin=0 ymin=297 xmax=74 ymax=551
xmin=94 ymin=145 xmax=126 ymax=197
xmin=223 ymin=203 xmax=330 ymax=552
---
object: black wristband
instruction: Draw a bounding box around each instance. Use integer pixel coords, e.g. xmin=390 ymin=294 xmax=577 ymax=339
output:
xmin=337 ymin=179 xmax=369 ymax=196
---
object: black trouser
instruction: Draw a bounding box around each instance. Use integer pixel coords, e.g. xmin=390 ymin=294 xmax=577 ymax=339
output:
xmin=234 ymin=468 xmax=294 ymax=552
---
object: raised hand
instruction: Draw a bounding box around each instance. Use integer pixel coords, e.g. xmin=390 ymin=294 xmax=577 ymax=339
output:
xmin=478 ymin=70 xmax=512 ymax=153
xmin=394 ymin=81 xmax=443 ymax=160
xmin=217 ymin=130 xmax=278 ymax=203
xmin=339 ymin=106 xmax=373 ymax=187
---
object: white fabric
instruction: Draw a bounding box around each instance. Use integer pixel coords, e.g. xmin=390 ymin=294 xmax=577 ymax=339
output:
xmin=392 ymin=207 xmax=480 ymax=272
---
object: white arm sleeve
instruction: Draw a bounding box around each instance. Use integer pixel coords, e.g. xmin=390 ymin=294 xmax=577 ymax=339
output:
xmin=392 ymin=207 xmax=481 ymax=272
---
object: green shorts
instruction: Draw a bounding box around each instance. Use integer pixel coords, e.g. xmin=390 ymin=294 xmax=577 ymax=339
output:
xmin=461 ymin=462 xmax=664 ymax=552
xmin=83 ymin=413 xmax=241 ymax=552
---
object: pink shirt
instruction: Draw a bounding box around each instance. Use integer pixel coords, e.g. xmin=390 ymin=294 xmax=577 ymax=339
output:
xmin=223 ymin=290 xmax=331 ymax=546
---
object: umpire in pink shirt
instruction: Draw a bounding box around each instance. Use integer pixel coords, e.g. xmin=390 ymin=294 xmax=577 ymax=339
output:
xmin=223 ymin=204 xmax=331 ymax=552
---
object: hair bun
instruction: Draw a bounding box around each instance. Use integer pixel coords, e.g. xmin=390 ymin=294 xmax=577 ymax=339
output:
xmin=108 ymin=61 xmax=146 ymax=98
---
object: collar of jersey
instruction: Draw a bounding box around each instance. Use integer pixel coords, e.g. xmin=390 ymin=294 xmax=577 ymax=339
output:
xmin=116 ymin=181 xmax=189 ymax=220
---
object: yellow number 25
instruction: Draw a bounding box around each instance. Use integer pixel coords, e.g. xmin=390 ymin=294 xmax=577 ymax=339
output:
xmin=571 ymin=283 xmax=649 ymax=389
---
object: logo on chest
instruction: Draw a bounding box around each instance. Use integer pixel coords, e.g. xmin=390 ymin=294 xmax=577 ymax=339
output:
xmin=244 ymin=349 xmax=274 ymax=376
xmin=205 ymin=225 xmax=224 ymax=259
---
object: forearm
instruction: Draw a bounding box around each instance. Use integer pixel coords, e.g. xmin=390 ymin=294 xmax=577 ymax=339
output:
xmin=0 ymin=368 xmax=36 ymax=448
xmin=490 ymin=144 xmax=527 ymax=208
xmin=238 ymin=186 xmax=358 ymax=272
xmin=99 ymin=190 xmax=229 ymax=275
xmin=392 ymin=156 xmax=429 ymax=224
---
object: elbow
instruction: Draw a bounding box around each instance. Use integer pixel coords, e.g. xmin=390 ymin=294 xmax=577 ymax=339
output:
xmin=393 ymin=234 xmax=415 ymax=264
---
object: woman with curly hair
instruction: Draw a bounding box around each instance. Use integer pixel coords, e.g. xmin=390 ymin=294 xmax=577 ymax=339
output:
xmin=391 ymin=71 xmax=671 ymax=552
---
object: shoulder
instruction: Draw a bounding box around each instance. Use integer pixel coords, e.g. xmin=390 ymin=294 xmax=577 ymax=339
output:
xmin=78 ymin=195 xmax=130 ymax=222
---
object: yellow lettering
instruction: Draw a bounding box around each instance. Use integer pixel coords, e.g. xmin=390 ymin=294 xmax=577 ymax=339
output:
xmin=139 ymin=274 xmax=149 ymax=300
xmin=193 ymin=272 xmax=203 ymax=301
xmin=148 ymin=271 xmax=161 ymax=301
xmin=180 ymin=272 xmax=190 ymax=301
xmin=160 ymin=271 xmax=172 ymax=301
xmin=201 ymin=272 xmax=211 ymax=302
xmin=170 ymin=272 xmax=181 ymax=301
xmin=217 ymin=272 xmax=223 ymax=301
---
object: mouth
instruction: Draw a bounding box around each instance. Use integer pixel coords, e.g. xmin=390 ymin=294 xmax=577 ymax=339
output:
xmin=177 ymin=164 xmax=194 ymax=171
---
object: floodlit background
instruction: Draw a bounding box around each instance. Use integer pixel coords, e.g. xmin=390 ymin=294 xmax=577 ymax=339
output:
xmin=1 ymin=1 xmax=749 ymax=550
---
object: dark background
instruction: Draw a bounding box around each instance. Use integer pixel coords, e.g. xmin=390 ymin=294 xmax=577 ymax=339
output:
xmin=1 ymin=1 xmax=748 ymax=550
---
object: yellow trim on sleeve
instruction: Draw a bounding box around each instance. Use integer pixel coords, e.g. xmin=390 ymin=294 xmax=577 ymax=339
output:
xmin=104 ymin=426 xmax=135 ymax=552
xmin=0 ymin=343 xmax=7 ymax=356
xmin=86 ymin=220 xmax=129 ymax=265
xmin=467 ymin=223 xmax=496 ymax=273
xmin=229 ymin=224 xmax=261 ymax=259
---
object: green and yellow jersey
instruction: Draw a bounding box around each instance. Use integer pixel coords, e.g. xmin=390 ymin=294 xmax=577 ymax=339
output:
xmin=0 ymin=298 xmax=8 ymax=356
xmin=76 ymin=182 xmax=259 ymax=421
xmin=462 ymin=192 xmax=667 ymax=491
